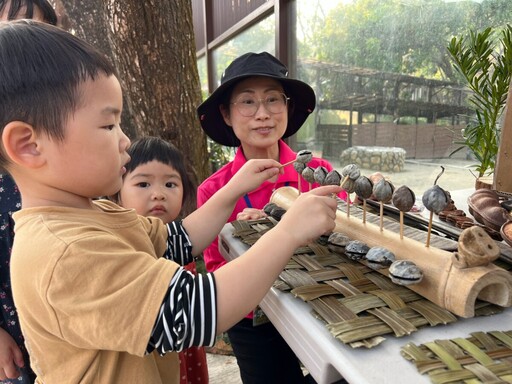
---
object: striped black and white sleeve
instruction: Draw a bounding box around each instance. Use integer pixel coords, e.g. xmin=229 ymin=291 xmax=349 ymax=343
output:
xmin=163 ymin=220 xmax=193 ymax=266
xmin=145 ymin=267 xmax=217 ymax=355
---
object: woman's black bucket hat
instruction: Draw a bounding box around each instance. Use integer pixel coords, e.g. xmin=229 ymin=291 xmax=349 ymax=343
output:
xmin=197 ymin=52 xmax=316 ymax=147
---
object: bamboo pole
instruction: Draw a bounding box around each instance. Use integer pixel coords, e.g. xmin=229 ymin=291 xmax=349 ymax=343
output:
xmin=270 ymin=186 xmax=512 ymax=318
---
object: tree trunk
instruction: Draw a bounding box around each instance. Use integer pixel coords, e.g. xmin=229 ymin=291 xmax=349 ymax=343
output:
xmin=52 ymin=0 xmax=210 ymax=208
xmin=107 ymin=0 xmax=209 ymax=189
xmin=52 ymin=0 xmax=138 ymax=139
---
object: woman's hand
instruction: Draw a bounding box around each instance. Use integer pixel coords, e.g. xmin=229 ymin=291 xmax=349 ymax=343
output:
xmin=237 ymin=208 xmax=267 ymax=221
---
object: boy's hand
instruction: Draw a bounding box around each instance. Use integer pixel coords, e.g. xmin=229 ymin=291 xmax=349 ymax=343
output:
xmin=0 ymin=328 xmax=24 ymax=380
xmin=227 ymin=159 xmax=282 ymax=197
xmin=237 ymin=208 xmax=267 ymax=221
xmin=275 ymin=185 xmax=341 ymax=246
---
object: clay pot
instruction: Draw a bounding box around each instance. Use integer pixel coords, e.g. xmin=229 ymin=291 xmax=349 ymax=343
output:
xmin=475 ymin=176 xmax=493 ymax=190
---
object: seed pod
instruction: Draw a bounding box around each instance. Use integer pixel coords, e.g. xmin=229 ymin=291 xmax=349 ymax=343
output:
xmin=314 ymin=166 xmax=328 ymax=185
xmin=355 ymin=176 xmax=373 ymax=200
xmin=269 ymin=206 xmax=286 ymax=221
xmin=296 ymin=149 xmax=313 ymax=164
xmin=263 ymin=202 xmax=277 ymax=216
xmin=422 ymin=185 xmax=449 ymax=213
xmin=345 ymin=240 xmax=370 ymax=261
xmin=293 ymin=161 xmax=306 ymax=174
xmin=366 ymin=247 xmax=396 ymax=270
xmin=369 ymin=172 xmax=384 ymax=186
xmin=302 ymin=166 xmax=316 ymax=184
xmin=325 ymin=170 xmax=342 ymax=186
xmin=341 ymin=163 xmax=361 ymax=180
xmin=389 ymin=260 xmax=423 ymax=285
xmin=422 ymin=166 xmax=450 ymax=214
xmin=342 ymin=178 xmax=357 ymax=194
xmin=327 ymin=232 xmax=351 ymax=254
xmin=392 ymin=185 xmax=416 ymax=212
xmin=373 ymin=178 xmax=395 ymax=203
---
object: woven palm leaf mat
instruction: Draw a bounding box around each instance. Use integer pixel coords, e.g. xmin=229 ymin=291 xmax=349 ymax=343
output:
xmin=401 ymin=330 xmax=512 ymax=383
xmin=230 ymin=203 xmax=509 ymax=349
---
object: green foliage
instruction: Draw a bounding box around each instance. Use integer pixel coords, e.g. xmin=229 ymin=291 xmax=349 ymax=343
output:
xmin=305 ymin=0 xmax=512 ymax=82
xmin=207 ymin=139 xmax=235 ymax=173
xmin=447 ymin=25 xmax=512 ymax=177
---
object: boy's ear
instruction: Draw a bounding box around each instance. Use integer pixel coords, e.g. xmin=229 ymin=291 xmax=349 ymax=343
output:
xmin=2 ymin=121 xmax=45 ymax=168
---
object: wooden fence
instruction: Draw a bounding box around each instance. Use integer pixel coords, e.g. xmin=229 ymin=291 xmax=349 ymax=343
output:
xmin=315 ymin=123 xmax=466 ymax=161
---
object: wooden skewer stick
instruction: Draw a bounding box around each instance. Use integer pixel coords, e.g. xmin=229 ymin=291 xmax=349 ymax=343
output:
xmin=400 ymin=211 xmax=404 ymax=240
xmin=297 ymin=174 xmax=301 ymax=195
xmin=339 ymin=175 xmax=350 ymax=189
xmin=278 ymin=159 xmax=295 ymax=169
xmin=379 ymin=202 xmax=384 ymax=231
xmin=362 ymin=199 xmax=367 ymax=224
xmin=425 ymin=210 xmax=433 ymax=247
xmin=339 ymin=176 xmax=351 ymax=212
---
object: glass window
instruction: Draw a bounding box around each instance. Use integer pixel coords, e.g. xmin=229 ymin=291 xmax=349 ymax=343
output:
xmin=295 ymin=0 xmax=512 ymax=192
xmin=197 ymin=56 xmax=208 ymax=100
xmin=211 ymin=14 xmax=275 ymax=88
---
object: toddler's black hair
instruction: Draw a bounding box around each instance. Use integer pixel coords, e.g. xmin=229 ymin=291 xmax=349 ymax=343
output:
xmin=0 ymin=0 xmax=57 ymax=25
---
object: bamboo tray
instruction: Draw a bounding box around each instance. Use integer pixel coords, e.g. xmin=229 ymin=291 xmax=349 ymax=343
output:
xmin=401 ymin=330 xmax=512 ymax=383
xmin=230 ymin=215 xmax=506 ymax=349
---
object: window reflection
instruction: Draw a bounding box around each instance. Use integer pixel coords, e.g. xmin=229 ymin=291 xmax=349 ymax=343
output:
xmin=296 ymin=0 xmax=512 ymax=191
xmin=211 ymin=15 xmax=275 ymax=88
xmin=197 ymin=56 xmax=208 ymax=100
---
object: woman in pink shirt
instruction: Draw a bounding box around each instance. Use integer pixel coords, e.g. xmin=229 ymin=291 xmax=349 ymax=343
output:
xmin=197 ymin=52 xmax=344 ymax=384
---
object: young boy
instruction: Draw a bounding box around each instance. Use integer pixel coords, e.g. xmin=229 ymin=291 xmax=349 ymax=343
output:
xmin=0 ymin=1 xmax=57 ymax=382
xmin=0 ymin=21 xmax=341 ymax=383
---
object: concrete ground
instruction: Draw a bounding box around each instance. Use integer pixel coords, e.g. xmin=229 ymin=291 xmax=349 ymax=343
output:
xmin=205 ymin=158 xmax=478 ymax=383
xmin=207 ymin=352 xmax=242 ymax=384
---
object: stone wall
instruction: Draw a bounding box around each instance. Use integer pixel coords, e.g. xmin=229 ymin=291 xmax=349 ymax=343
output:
xmin=340 ymin=146 xmax=406 ymax=172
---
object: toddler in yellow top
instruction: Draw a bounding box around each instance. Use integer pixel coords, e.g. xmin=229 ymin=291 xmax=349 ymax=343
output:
xmin=0 ymin=21 xmax=341 ymax=383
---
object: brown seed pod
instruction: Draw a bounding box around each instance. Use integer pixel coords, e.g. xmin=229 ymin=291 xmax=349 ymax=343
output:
xmin=325 ymin=170 xmax=342 ymax=186
xmin=341 ymin=163 xmax=361 ymax=180
xmin=342 ymin=178 xmax=357 ymax=194
xmin=422 ymin=185 xmax=449 ymax=213
xmin=389 ymin=260 xmax=423 ymax=285
xmin=314 ymin=166 xmax=328 ymax=185
xmin=302 ymin=166 xmax=316 ymax=184
xmin=373 ymin=178 xmax=395 ymax=203
xmin=422 ymin=166 xmax=450 ymax=214
xmin=354 ymin=176 xmax=373 ymax=200
xmin=263 ymin=202 xmax=277 ymax=215
xmin=392 ymin=185 xmax=416 ymax=212
xmin=296 ymin=149 xmax=313 ymax=163
xmin=293 ymin=161 xmax=306 ymax=174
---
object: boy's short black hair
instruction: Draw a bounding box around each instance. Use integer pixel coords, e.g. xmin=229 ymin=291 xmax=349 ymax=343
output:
xmin=0 ymin=20 xmax=116 ymax=167
xmin=0 ymin=0 xmax=57 ymax=25
xmin=118 ymin=136 xmax=196 ymax=219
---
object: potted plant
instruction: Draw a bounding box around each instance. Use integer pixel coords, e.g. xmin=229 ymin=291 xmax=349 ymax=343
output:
xmin=447 ymin=24 xmax=512 ymax=188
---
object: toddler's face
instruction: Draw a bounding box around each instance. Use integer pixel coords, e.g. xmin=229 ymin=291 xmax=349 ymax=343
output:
xmin=118 ymin=160 xmax=184 ymax=223
xmin=36 ymin=75 xmax=130 ymax=205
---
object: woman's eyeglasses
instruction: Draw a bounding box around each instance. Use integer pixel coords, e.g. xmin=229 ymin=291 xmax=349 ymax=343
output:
xmin=231 ymin=92 xmax=290 ymax=117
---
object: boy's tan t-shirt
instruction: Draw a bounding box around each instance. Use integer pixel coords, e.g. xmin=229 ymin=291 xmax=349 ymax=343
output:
xmin=11 ymin=200 xmax=180 ymax=383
